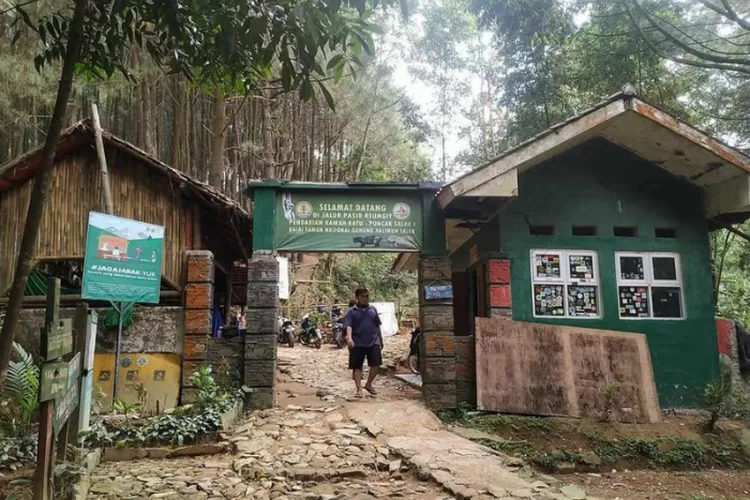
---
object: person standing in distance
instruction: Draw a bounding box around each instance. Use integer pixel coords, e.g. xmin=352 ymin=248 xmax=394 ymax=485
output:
xmin=343 ymin=287 xmax=382 ymax=397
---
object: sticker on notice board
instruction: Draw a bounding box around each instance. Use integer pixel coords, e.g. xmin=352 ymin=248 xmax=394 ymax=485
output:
xmin=424 ymin=284 xmax=453 ymax=301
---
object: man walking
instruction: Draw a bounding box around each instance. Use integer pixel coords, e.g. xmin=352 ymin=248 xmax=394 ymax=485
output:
xmin=343 ymin=287 xmax=382 ymax=397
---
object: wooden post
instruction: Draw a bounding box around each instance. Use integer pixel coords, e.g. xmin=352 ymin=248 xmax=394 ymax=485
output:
xmin=225 ymin=266 xmax=232 ymax=327
xmin=91 ymin=103 xmax=114 ymax=215
xmin=66 ymin=303 xmax=89 ymax=448
xmin=34 ymin=278 xmax=60 ymax=500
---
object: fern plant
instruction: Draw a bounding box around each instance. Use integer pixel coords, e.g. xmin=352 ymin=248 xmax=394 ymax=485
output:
xmin=0 ymin=342 xmax=40 ymax=436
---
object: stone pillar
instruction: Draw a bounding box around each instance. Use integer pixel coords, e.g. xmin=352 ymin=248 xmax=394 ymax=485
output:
xmin=419 ymin=254 xmax=457 ymax=409
xmin=244 ymin=254 xmax=279 ymax=409
xmin=182 ymin=250 xmax=215 ymax=403
xmin=454 ymin=336 xmax=476 ymax=406
xmin=487 ymin=257 xmax=512 ymax=318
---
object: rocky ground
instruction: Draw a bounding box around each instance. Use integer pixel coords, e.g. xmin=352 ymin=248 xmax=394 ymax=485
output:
xmin=88 ymin=403 xmax=450 ymax=500
xmin=87 ymin=335 xmax=588 ymax=500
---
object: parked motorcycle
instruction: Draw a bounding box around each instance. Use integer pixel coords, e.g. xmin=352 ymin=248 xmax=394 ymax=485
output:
xmin=332 ymin=319 xmax=347 ymax=349
xmin=408 ymin=327 xmax=422 ymax=374
xmin=278 ymin=317 xmax=296 ymax=348
xmin=299 ymin=314 xmax=323 ymax=349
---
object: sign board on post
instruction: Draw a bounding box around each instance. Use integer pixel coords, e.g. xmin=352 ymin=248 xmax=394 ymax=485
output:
xmin=275 ymin=192 xmax=423 ymax=252
xmin=425 ymin=284 xmax=453 ymax=302
xmin=41 ymin=318 xmax=73 ymax=361
xmin=277 ymin=256 xmax=290 ymax=300
xmin=40 ymin=362 xmax=70 ymax=401
xmin=53 ymin=381 xmax=80 ymax=435
xmin=78 ymin=310 xmax=98 ymax=435
xmin=83 ymin=310 xmax=98 ymax=371
xmin=81 ymin=212 xmax=165 ymax=303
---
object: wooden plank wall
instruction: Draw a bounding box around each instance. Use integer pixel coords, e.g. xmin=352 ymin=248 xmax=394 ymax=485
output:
xmin=475 ymin=318 xmax=661 ymax=423
xmin=0 ymin=148 xmax=186 ymax=293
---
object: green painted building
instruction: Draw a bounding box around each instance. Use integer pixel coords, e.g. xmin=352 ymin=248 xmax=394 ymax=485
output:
xmin=414 ymin=89 xmax=750 ymax=409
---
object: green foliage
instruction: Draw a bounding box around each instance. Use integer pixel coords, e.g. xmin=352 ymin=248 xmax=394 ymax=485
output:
xmin=436 ymin=402 xmax=477 ymax=423
xmin=703 ymin=380 xmax=731 ymax=432
xmin=82 ymin=366 xmax=240 ymax=449
xmin=0 ymin=342 xmax=40 ymax=437
xmin=13 ymin=0 xmax=404 ymax=104
xmin=330 ymin=254 xmax=419 ymax=314
xmin=466 ymin=0 xmax=690 ymax=148
xmin=188 ymin=365 xmax=239 ymax=411
xmin=454 ymin=410 xmax=736 ymax=471
xmin=0 ymin=435 xmax=37 ymax=471
xmin=297 ymin=253 xmax=420 ymax=322
xmin=112 ymin=398 xmax=141 ymax=420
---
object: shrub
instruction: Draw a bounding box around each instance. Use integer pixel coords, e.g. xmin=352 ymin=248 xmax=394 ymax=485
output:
xmin=0 ymin=343 xmax=40 ymax=437
xmin=704 ymin=380 xmax=731 ymax=432
xmin=82 ymin=366 xmax=240 ymax=448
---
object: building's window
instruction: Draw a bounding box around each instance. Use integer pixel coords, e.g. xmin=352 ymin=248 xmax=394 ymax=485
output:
xmin=529 ymin=225 xmax=554 ymax=236
xmin=615 ymin=252 xmax=683 ymax=319
xmin=531 ymin=249 xmax=600 ymax=318
xmin=572 ymin=225 xmax=597 ymax=236
xmin=614 ymin=226 xmax=638 ymax=237
xmin=655 ymin=228 xmax=677 ymax=238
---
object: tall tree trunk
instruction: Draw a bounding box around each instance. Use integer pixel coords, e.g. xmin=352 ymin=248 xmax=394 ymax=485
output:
xmin=355 ymin=112 xmax=373 ymax=181
xmin=141 ymin=76 xmax=156 ymax=154
xmin=171 ymin=76 xmax=186 ymax=167
xmin=262 ymin=88 xmax=274 ymax=179
xmin=0 ymin=0 xmax=88 ymax=390
xmin=208 ymin=90 xmax=226 ymax=188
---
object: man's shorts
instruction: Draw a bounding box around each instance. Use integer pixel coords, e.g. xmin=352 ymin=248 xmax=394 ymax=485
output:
xmin=348 ymin=344 xmax=382 ymax=370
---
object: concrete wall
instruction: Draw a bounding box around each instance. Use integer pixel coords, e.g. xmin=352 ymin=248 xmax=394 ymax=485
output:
xmin=15 ymin=306 xmax=183 ymax=356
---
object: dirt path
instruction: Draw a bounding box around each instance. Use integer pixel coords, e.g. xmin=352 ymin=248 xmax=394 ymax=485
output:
xmin=86 ymin=336 xmax=590 ymax=499
xmin=563 ymin=470 xmax=750 ymax=500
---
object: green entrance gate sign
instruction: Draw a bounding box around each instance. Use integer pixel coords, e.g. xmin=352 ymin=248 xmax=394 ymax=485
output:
xmin=82 ymin=212 xmax=165 ymax=303
xmin=275 ymin=191 xmax=423 ymax=252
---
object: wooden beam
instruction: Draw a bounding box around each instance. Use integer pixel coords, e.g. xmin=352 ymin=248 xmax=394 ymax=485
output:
xmin=225 ymin=265 xmax=233 ymax=327
xmin=439 ymin=99 xmax=626 ymax=208
xmin=0 ymin=291 xmax=180 ymax=306
xmin=160 ymin=274 xmax=181 ymax=292
xmin=35 ymin=256 xmax=83 ymax=262
xmin=91 ymin=103 xmax=115 ymax=214
xmin=230 ymin=215 xmax=249 ymax=261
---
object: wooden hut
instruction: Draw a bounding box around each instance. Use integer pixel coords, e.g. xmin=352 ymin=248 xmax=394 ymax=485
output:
xmin=0 ymin=119 xmax=252 ymax=302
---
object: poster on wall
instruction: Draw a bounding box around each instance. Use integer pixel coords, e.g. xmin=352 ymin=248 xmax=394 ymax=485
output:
xmin=274 ymin=191 xmax=422 ymax=252
xmin=567 ymin=285 xmax=598 ymax=317
xmin=568 ymin=254 xmax=595 ymax=282
xmin=534 ymin=284 xmax=564 ymax=316
xmin=82 ymin=212 xmax=164 ymax=303
xmin=619 ymin=286 xmax=649 ymax=317
xmin=534 ymin=253 xmax=561 ymax=280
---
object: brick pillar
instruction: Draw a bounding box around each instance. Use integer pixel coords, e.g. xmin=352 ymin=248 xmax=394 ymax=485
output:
xmin=419 ymin=254 xmax=457 ymax=409
xmin=182 ymin=250 xmax=215 ymax=403
xmin=244 ymin=254 xmax=279 ymax=409
xmin=488 ymin=257 xmax=512 ymax=318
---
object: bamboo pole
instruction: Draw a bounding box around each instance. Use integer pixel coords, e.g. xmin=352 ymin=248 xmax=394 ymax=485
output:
xmin=91 ymin=103 xmax=114 ymax=215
